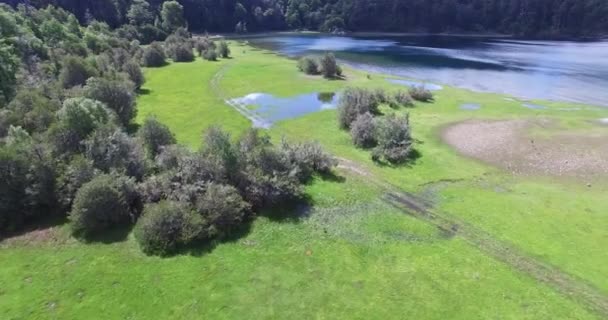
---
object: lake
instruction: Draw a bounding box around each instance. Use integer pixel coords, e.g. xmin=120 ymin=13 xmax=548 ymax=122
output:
xmin=246 ymin=33 xmax=608 ymax=107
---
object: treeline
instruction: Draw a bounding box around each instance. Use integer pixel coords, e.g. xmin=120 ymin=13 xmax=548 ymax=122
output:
xmin=0 ymin=4 xmax=336 ymax=255
xmin=2 ymin=0 xmax=608 ymax=37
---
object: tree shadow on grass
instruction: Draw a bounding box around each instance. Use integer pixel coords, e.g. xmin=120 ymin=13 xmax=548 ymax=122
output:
xmin=138 ymin=88 xmax=152 ymax=95
xmin=0 ymin=214 xmax=67 ymax=243
xmin=185 ymin=222 xmax=254 ymax=257
xmin=83 ymin=224 xmax=133 ymax=244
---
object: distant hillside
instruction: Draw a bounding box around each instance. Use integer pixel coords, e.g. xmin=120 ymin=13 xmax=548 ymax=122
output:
xmin=3 ymin=0 xmax=608 ymax=38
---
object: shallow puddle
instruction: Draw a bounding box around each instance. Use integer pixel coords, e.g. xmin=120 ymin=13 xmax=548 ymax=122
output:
xmin=460 ymin=103 xmax=481 ymax=110
xmin=387 ymin=79 xmax=443 ymax=91
xmin=227 ymin=92 xmax=340 ymax=127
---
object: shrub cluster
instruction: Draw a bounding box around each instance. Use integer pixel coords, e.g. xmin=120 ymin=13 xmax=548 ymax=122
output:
xmin=142 ymin=42 xmax=167 ymax=67
xmin=297 ymin=52 xmax=342 ymax=78
xmin=337 ymin=88 xmax=416 ymax=164
xmin=409 ymin=86 xmax=434 ymax=102
xmin=134 ymin=127 xmax=336 ymax=255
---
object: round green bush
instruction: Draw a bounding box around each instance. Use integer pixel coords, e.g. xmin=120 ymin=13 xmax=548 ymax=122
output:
xmin=68 ymin=174 xmax=131 ymax=239
xmin=134 ymin=201 xmax=204 ymax=256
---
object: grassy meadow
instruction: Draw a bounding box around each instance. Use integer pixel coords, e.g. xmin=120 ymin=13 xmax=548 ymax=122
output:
xmin=1 ymin=41 xmax=607 ymax=319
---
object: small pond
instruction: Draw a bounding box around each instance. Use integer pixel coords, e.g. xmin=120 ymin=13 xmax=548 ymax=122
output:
xmin=460 ymin=103 xmax=481 ymax=110
xmin=227 ymin=92 xmax=340 ymax=127
xmin=388 ymin=79 xmax=443 ymax=91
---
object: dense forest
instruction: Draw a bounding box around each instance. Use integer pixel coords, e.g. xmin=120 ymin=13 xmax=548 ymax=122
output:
xmin=2 ymin=0 xmax=608 ymax=37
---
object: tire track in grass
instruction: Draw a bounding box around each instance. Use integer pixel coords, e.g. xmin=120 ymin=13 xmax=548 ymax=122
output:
xmin=337 ymin=158 xmax=608 ymax=317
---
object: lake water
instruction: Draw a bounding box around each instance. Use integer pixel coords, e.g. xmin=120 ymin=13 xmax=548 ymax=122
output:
xmin=246 ymin=34 xmax=608 ymax=107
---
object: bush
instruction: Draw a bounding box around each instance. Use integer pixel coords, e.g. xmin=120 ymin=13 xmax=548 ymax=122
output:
xmin=138 ymin=116 xmax=176 ymax=158
xmin=134 ymin=201 xmax=204 ymax=256
xmin=56 ymin=97 xmax=115 ymax=138
xmin=195 ymin=38 xmax=216 ymax=56
xmin=320 ymin=52 xmax=340 ymax=78
xmin=6 ymin=89 xmax=60 ymax=133
xmin=216 ymin=40 xmax=230 ymax=58
xmin=68 ymin=174 xmax=131 ymax=239
xmin=195 ymin=183 xmax=251 ymax=238
xmin=169 ymin=44 xmax=194 ymax=62
xmin=56 ymin=155 xmax=98 ymax=209
xmin=142 ymin=43 xmax=166 ymax=67
xmin=84 ymin=77 xmax=136 ymax=127
xmin=297 ymin=56 xmax=319 ymax=75
xmin=280 ymin=139 xmax=337 ymax=182
xmin=394 ymin=90 xmax=414 ymax=107
xmin=84 ymin=126 xmax=147 ymax=180
xmin=59 ymin=56 xmax=96 ymax=88
xmin=409 ymin=86 xmax=433 ymax=102
xmin=123 ymin=61 xmax=145 ymax=89
xmin=0 ymin=147 xmax=30 ymax=232
xmin=202 ymin=49 xmax=217 ymax=61
xmin=350 ymin=112 xmax=376 ymax=148
xmin=373 ymin=114 xmax=414 ymax=164
xmin=337 ymin=87 xmax=381 ymax=129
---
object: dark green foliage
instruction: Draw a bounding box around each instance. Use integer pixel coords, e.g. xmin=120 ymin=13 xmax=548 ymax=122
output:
xmin=138 ymin=116 xmax=176 ymax=158
xmin=372 ymin=114 xmax=413 ymax=164
xmin=216 ymin=40 xmax=230 ymax=58
xmin=56 ymin=97 xmax=115 ymax=139
xmin=6 ymin=89 xmax=60 ymax=134
xmin=56 ymin=155 xmax=97 ymax=209
xmin=0 ymin=43 xmax=18 ymax=106
xmin=169 ymin=44 xmax=195 ymax=62
xmin=142 ymin=43 xmax=167 ymax=67
xmin=350 ymin=112 xmax=376 ymax=148
xmin=0 ymin=139 xmax=57 ymax=233
xmin=409 ymin=86 xmax=433 ymax=102
xmin=161 ymin=1 xmax=186 ymax=33
xmin=84 ymin=126 xmax=147 ymax=180
xmin=202 ymin=49 xmax=218 ymax=61
xmin=59 ymin=56 xmax=96 ymax=88
xmin=137 ymin=24 xmax=167 ymax=45
xmin=297 ymin=56 xmax=319 ymax=75
xmin=337 ymin=87 xmax=382 ymax=129
xmin=68 ymin=174 xmax=132 ymax=239
xmin=127 ymin=0 xmax=154 ymax=26
xmin=394 ymin=91 xmax=414 ymax=107
xmin=280 ymin=139 xmax=338 ymax=182
xmin=319 ymin=52 xmax=340 ymax=78
xmin=84 ymin=77 xmax=136 ymax=126
xmin=195 ymin=37 xmax=216 ymax=56
xmin=123 ymin=61 xmax=145 ymax=89
xmin=195 ymin=183 xmax=251 ymax=238
xmin=134 ymin=201 xmax=204 ymax=256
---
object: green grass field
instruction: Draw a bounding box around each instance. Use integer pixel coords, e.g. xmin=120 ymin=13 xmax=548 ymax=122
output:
xmin=1 ymin=42 xmax=607 ymax=319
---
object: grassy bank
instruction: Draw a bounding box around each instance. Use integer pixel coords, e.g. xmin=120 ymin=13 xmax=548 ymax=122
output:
xmin=1 ymin=41 xmax=607 ymax=319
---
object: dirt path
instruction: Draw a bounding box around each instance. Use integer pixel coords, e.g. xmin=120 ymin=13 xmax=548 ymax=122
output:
xmin=337 ymin=158 xmax=608 ymax=317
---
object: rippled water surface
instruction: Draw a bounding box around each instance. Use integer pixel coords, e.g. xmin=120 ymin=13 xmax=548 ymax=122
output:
xmin=247 ymin=34 xmax=608 ymax=106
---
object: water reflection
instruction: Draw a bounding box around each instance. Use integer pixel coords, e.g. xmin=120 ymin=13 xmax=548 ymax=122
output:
xmin=247 ymin=34 xmax=608 ymax=106
xmin=227 ymin=92 xmax=340 ymax=127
